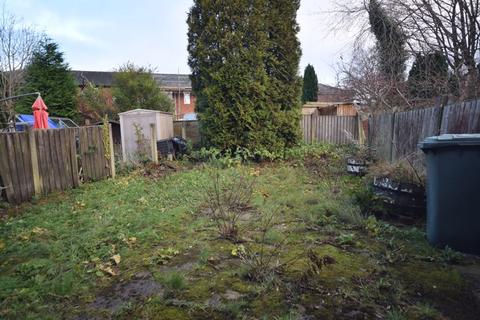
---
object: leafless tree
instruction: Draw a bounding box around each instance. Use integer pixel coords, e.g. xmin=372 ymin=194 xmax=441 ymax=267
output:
xmin=337 ymin=44 xmax=412 ymax=113
xmin=393 ymin=0 xmax=480 ymax=100
xmin=0 ymin=5 xmax=43 ymax=127
xmin=334 ymin=0 xmax=480 ymax=102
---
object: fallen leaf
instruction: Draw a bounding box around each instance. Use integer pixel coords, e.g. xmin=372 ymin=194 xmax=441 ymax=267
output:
xmin=32 ymin=227 xmax=48 ymax=235
xmin=112 ymin=254 xmax=121 ymax=265
xmin=98 ymin=264 xmax=118 ymax=276
xmin=0 ymin=241 xmax=5 ymax=251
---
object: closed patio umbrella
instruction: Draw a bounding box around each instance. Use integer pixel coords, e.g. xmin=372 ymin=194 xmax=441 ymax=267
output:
xmin=32 ymin=96 xmax=49 ymax=129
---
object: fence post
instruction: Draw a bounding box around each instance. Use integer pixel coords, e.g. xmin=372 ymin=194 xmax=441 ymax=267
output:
xmin=150 ymin=123 xmax=158 ymax=164
xmin=310 ymin=112 xmax=315 ymax=143
xmin=437 ymin=104 xmax=445 ymax=135
xmin=356 ymin=114 xmax=365 ymax=144
xmin=108 ymin=124 xmax=116 ymax=179
xmin=181 ymin=121 xmax=187 ymax=139
xmin=27 ymin=127 xmax=42 ymax=196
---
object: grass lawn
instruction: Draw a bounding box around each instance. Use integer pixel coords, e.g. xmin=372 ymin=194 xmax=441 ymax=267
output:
xmin=1 ymin=145 xmax=479 ymax=320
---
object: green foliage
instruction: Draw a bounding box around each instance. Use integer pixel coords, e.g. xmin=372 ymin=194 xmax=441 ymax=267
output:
xmin=302 ymin=64 xmax=318 ymax=103
xmin=337 ymin=233 xmax=356 ymax=246
xmin=368 ymin=0 xmax=406 ymax=81
xmin=76 ymin=81 xmax=118 ymax=121
xmin=187 ymin=0 xmax=301 ymax=153
xmin=112 ymin=62 xmax=173 ymax=113
xmin=441 ymin=246 xmax=463 ymax=264
xmin=163 ymin=272 xmax=186 ymax=291
xmin=385 ymin=309 xmax=407 ymax=320
xmin=16 ymin=41 xmax=78 ymax=120
xmin=408 ymin=52 xmax=449 ymax=100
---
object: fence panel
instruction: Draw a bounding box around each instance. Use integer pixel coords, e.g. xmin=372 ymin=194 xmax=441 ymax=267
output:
xmin=78 ymin=126 xmax=110 ymax=181
xmin=0 ymin=132 xmax=34 ymax=203
xmin=392 ymin=107 xmax=442 ymax=162
xmin=301 ymin=114 xmax=358 ymax=144
xmin=173 ymin=120 xmax=201 ymax=145
xmin=368 ymin=113 xmax=394 ymax=161
xmin=368 ymin=99 xmax=480 ymax=166
xmin=1 ymin=126 xmax=112 ymax=204
xmin=440 ymin=100 xmax=480 ymax=134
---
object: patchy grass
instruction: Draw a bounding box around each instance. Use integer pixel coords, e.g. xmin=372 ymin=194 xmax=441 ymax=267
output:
xmin=0 ymin=145 xmax=479 ymax=319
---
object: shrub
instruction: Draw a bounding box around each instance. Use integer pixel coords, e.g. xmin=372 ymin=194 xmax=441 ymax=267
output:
xmin=236 ymin=209 xmax=289 ymax=282
xmin=368 ymin=155 xmax=425 ymax=187
xmin=204 ymin=167 xmax=255 ymax=241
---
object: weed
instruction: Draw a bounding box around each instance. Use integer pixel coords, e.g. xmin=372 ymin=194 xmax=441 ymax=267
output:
xmin=220 ymin=299 xmax=247 ymax=318
xmin=441 ymin=246 xmax=463 ymax=264
xmin=337 ymin=233 xmax=356 ymax=246
xmin=163 ymin=272 xmax=186 ymax=291
xmin=385 ymin=309 xmax=407 ymax=320
xmin=133 ymin=122 xmax=150 ymax=164
xmin=274 ymin=310 xmax=302 ymax=320
xmin=305 ymin=249 xmax=336 ymax=276
xmin=352 ymin=185 xmax=385 ymax=216
xmin=408 ymin=303 xmax=442 ymax=319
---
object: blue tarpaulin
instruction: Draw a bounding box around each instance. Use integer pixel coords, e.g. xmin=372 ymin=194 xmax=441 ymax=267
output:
xmin=16 ymin=114 xmax=59 ymax=130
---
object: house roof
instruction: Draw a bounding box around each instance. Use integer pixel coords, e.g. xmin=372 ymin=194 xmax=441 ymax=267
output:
xmin=317 ymin=83 xmax=355 ymax=104
xmin=318 ymin=83 xmax=347 ymax=95
xmin=72 ymin=70 xmax=192 ymax=90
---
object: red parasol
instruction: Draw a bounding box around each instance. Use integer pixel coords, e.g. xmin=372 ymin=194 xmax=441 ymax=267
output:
xmin=32 ymin=96 xmax=49 ymax=129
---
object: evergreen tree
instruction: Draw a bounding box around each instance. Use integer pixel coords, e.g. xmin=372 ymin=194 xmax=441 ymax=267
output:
xmin=187 ymin=0 xmax=301 ymax=152
xmin=112 ymin=62 xmax=173 ymax=113
xmin=264 ymin=0 xmax=302 ymax=148
xmin=408 ymin=52 xmax=449 ymax=100
xmin=302 ymin=64 xmax=318 ymax=103
xmin=368 ymin=0 xmax=407 ymax=81
xmin=16 ymin=41 xmax=78 ymax=119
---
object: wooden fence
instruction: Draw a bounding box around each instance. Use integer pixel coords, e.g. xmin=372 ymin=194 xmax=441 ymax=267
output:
xmin=368 ymin=99 xmax=480 ymax=163
xmin=302 ymin=111 xmax=360 ymax=144
xmin=173 ymin=120 xmax=201 ymax=145
xmin=0 ymin=126 xmax=115 ymax=204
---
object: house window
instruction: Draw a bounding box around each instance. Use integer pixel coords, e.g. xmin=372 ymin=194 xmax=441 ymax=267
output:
xmin=184 ymin=93 xmax=191 ymax=105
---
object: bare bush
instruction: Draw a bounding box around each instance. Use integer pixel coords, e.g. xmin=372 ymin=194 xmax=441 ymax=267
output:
xmin=236 ymin=209 xmax=289 ymax=282
xmin=204 ymin=168 xmax=255 ymax=241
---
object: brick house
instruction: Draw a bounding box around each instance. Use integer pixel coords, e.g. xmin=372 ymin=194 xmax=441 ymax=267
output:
xmin=72 ymin=71 xmax=196 ymax=120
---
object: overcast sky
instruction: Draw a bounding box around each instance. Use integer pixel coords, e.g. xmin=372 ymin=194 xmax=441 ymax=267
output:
xmin=6 ymin=0 xmax=359 ymax=85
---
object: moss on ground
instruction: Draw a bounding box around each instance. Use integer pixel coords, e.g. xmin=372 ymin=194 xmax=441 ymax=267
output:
xmin=1 ymin=146 xmax=479 ymax=319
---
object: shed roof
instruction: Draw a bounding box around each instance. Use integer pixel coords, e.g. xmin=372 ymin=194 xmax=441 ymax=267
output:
xmin=118 ymin=108 xmax=173 ymax=116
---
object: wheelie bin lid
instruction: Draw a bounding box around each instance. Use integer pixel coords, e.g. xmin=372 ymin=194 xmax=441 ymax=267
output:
xmin=419 ymin=134 xmax=480 ymax=151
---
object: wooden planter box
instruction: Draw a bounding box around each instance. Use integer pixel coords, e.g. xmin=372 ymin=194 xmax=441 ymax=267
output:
xmin=373 ymin=176 xmax=426 ymax=218
xmin=346 ymin=158 xmax=369 ymax=176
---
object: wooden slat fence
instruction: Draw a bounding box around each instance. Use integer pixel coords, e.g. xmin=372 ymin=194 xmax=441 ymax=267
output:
xmin=369 ymin=99 xmax=480 ymax=163
xmin=301 ymin=111 xmax=359 ymax=144
xmin=78 ymin=126 xmax=111 ymax=181
xmin=0 ymin=126 xmax=114 ymax=204
xmin=173 ymin=120 xmax=201 ymax=145
xmin=440 ymin=100 xmax=480 ymax=134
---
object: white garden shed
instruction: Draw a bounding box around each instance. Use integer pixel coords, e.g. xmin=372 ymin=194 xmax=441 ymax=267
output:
xmin=119 ymin=109 xmax=173 ymax=162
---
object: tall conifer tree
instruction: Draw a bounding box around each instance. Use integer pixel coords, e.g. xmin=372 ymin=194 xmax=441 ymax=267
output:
xmin=302 ymin=64 xmax=318 ymax=103
xmin=187 ymin=0 xmax=301 ymax=152
xmin=16 ymin=41 xmax=77 ymax=120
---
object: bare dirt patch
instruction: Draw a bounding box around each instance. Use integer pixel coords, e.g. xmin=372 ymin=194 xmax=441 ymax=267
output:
xmin=89 ymin=272 xmax=164 ymax=312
